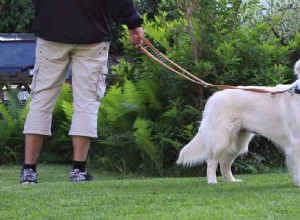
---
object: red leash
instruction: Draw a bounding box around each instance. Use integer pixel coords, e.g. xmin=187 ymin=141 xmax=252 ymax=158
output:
xmin=137 ymin=36 xmax=282 ymax=94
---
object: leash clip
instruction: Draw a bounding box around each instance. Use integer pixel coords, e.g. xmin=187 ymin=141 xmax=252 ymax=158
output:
xmin=286 ymin=85 xmax=300 ymax=95
xmin=294 ymin=85 xmax=300 ymax=94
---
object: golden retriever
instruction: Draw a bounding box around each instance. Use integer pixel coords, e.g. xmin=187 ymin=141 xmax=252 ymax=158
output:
xmin=177 ymin=60 xmax=300 ymax=186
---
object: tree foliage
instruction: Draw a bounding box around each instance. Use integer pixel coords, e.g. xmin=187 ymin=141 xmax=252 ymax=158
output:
xmin=0 ymin=0 xmax=34 ymax=32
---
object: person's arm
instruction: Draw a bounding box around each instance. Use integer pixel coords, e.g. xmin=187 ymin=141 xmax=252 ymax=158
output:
xmin=107 ymin=0 xmax=144 ymax=45
xmin=107 ymin=0 xmax=143 ymax=30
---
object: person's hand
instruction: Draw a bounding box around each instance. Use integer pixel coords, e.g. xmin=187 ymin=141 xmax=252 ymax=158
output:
xmin=129 ymin=27 xmax=144 ymax=46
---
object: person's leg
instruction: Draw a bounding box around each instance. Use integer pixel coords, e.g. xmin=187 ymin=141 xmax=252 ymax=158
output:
xmin=72 ymin=135 xmax=91 ymax=172
xmin=24 ymin=38 xmax=73 ymax=135
xmin=24 ymin=134 xmax=45 ymax=164
xmin=69 ymin=135 xmax=94 ymax=181
xmin=20 ymin=134 xmax=45 ymax=184
xmin=73 ymin=135 xmax=91 ymax=161
xmin=21 ymin=38 xmax=73 ymax=184
xmin=68 ymin=42 xmax=109 ymax=181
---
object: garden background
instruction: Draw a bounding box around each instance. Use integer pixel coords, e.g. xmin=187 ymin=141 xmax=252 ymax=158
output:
xmin=1 ymin=0 xmax=300 ymax=178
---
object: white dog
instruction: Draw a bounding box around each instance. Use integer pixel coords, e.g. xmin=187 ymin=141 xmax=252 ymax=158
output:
xmin=177 ymin=60 xmax=300 ymax=187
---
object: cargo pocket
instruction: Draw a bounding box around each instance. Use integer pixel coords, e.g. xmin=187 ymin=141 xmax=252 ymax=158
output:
xmin=30 ymin=64 xmax=39 ymax=95
xmin=96 ymin=65 xmax=108 ymax=101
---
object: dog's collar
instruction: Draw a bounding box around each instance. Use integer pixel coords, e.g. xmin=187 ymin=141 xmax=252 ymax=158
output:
xmin=295 ymin=85 xmax=300 ymax=94
xmin=286 ymin=84 xmax=300 ymax=95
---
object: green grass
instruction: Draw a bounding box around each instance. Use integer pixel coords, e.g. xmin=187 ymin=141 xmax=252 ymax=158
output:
xmin=1 ymin=165 xmax=300 ymax=220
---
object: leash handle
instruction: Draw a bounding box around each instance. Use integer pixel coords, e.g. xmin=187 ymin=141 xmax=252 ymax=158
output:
xmin=137 ymin=45 xmax=203 ymax=85
xmin=138 ymin=36 xmax=212 ymax=87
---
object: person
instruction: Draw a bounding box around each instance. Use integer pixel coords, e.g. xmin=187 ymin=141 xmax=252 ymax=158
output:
xmin=20 ymin=0 xmax=144 ymax=184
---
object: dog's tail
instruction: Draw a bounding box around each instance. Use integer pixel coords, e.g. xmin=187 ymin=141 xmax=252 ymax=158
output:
xmin=294 ymin=59 xmax=300 ymax=78
xmin=176 ymin=129 xmax=208 ymax=166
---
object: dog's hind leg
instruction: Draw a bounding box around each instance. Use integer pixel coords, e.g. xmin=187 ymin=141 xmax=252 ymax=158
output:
xmin=206 ymin=131 xmax=237 ymax=184
xmin=220 ymin=132 xmax=253 ymax=182
xmin=207 ymin=156 xmax=219 ymax=184
xmin=219 ymin=151 xmax=241 ymax=182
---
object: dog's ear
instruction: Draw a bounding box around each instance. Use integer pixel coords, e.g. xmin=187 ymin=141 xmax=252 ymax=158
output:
xmin=294 ymin=59 xmax=300 ymax=78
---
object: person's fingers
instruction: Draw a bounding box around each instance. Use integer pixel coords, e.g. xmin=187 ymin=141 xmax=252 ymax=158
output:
xmin=129 ymin=27 xmax=144 ymax=45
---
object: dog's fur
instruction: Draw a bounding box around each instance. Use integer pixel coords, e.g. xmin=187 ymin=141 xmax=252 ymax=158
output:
xmin=177 ymin=60 xmax=300 ymax=187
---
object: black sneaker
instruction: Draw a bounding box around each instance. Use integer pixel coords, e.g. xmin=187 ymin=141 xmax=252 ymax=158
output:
xmin=20 ymin=169 xmax=38 ymax=184
xmin=69 ymin=169 xmax=93 ymax=182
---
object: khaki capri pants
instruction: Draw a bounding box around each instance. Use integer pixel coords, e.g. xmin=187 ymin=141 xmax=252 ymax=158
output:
xmin=24 ymin=38 xmax=109 ymax=138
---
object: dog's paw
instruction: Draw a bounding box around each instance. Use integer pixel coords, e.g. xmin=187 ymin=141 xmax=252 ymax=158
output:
xmin=208 ymin=180 xmax=218 ymax=184
xmin=223 ymin=175 xmax=243 ymax=182
xmin=292 ymin=178 xmax=300 ymax=187
xmin=208 ymin=182 xmax=218 ymax=185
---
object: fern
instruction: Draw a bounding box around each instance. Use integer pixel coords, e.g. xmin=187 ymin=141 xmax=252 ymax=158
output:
xmin=0 ymin=103 xmax=16 ymax=145
xmin=99 ymin=131 xmax=135 ymax=148
xmin=0 ymin=102 xmax=15 ymax=127
xmin=100 ymin=84 xmax=129 ymax=122
xmin=53 ymin=84 xmax=72 ymax=116
xmin=158 ymin=136 xmax=183 ymax=151
xmin=20 ymin=96 xmax=31 ymax=122
xmin=0 ymin=88 xmax=28 ymax=163
xmin=133 ymin=117 xmax=162 ymax=175
xmin=61 ymin=100 xmax=73 ymax=123
xmin=123 ymin=79 xmax=143 ymax=106
xmin=137 ymin=80 xmax=161 ymax=112
xmin=5 ymin=88 xmax=23 ymax=122
xmin=111 ymin=59 xmax=136 ymax=81
xmin=162 ymin=103 xmax=177 ymax=118
xmin=0 ymin=87 xmax=26 ymax=136
xmin=182 ymin=123 xmax=196 ymax=141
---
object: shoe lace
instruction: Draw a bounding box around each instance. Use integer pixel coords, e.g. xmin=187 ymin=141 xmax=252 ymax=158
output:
xmin=21 ymin=169 xmax=37 ymax=181
xmin=23 ymin=169 xmax=33 ymax=175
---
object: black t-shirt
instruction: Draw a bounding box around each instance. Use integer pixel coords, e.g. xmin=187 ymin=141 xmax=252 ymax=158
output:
xmin=32 ymin=0 xmax=143 ymax=44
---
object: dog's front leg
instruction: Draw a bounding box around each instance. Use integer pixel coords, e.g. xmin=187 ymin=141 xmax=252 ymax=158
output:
xmin=285 ymin=141 xmax=300 ymax=187
xmin=291 ymin=144 xmax=300 ymax=187
xmin=207 ymin=157 xmax=218 ymax=184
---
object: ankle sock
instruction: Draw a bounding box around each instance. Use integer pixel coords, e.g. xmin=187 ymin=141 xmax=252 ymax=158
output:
xmin=73 ymin=161 xmax=86 ymax=172
xmin=23 ymin=164 xmax=37 ymax=172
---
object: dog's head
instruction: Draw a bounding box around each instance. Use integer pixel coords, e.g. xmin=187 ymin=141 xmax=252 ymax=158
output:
xmin=294 ymin=59 xmax=300 ymax=78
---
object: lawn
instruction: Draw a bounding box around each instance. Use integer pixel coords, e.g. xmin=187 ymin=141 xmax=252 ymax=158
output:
xmin=1 ymin=165 xmax=300 ymax=220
